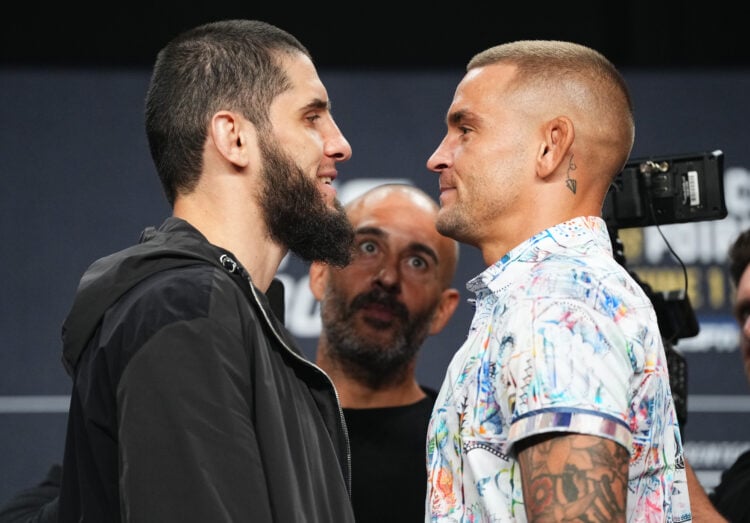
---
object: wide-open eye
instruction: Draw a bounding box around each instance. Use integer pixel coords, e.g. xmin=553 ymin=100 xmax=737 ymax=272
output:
xmin=355 ymin=240 xmax=380 ymax=258
xmin=406 ymin=255 xmax=428 ymax=271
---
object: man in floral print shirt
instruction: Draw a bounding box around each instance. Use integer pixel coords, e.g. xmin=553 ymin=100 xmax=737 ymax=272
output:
xmin=424 ymin=40 xmax=692 ymax=522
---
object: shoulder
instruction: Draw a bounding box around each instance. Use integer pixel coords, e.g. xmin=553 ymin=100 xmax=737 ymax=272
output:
xmin=421 ymin=385 xmax=439 ymax=401
xmin=118 ymin=264 xmax=219 ymax=313
xmin=104 ymin=263 xmax=250 ymax=347
xmin=525 ymin=250 xmax=652 ymax=313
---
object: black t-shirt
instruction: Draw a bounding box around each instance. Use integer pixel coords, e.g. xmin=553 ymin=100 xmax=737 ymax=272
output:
xmin=343 ymin=387 xmax=437 ymax=523
xmin=710 ymin=449 xmax=750 ymax=522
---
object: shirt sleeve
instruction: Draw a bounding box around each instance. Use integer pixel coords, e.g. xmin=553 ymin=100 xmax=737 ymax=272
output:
xmin=505 ymin=296 xmax=635 ymax=450
xmin=117 ymin=316 xmax=270 ymax=522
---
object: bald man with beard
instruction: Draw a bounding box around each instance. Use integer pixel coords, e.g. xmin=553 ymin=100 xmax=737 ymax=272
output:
xmin=309 ymin=183 xmax=461 ymax=523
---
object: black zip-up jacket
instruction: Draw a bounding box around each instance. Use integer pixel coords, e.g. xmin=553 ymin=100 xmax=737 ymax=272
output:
xmin=57 ymin=217 xmax=354 ymax=522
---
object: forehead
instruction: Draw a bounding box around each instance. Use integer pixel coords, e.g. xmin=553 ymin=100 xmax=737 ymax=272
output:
xmin=348 ymin=192 xmax=441 ymax=245
xmin=272 ymin=52 xmax=329 ymax=108
xmin=449 ymin=63 xmax=518 ymax=116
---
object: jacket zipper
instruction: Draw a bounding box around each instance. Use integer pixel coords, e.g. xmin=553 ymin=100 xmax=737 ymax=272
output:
xmin=219 ymin=254 xmax=353 ymax=496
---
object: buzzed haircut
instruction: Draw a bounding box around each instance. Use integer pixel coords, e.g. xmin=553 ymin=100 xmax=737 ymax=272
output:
xmin=145 ymin=19 xmax=311 ymax=206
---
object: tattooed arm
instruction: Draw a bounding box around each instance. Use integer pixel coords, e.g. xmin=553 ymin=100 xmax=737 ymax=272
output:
xmin=517 ymin=433 xmax=628 ymax=522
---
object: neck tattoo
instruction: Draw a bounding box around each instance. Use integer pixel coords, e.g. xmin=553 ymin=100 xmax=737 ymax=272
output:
xmin=565 ymin=154 xmax=577 ymax=194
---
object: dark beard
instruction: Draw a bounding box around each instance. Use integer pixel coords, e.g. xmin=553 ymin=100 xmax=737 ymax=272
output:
xmin=259 ymin=135 xmax=354 ymax=267
xmin=320 ymin=285 xmax=437 ymax=389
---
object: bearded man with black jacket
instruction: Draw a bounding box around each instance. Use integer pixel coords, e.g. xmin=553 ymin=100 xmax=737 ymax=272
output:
xmin=53 ymin=19 xmax=357 ymax=523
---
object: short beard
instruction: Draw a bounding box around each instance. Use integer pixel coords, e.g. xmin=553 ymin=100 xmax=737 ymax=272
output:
xmin=436 ymin=209 xmax=473 ymax=246
xmin=259 ymin=135 xmax=354 ymax=267
xmin=320 ymin=285 xmax=437 ymax=389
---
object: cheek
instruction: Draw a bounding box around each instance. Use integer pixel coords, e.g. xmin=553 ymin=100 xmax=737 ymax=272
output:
xmin=293 ymin=141 xmax=321 ymax=170
xmin=331 ymin=267 xmax=368 ymax=293
xmin=402 ymin=283 xmax=441 ymax=312
xmin=456 ymin=142 xmax=510 ymax=191
xmin=279 ymin=129 xmax=323 ymax=169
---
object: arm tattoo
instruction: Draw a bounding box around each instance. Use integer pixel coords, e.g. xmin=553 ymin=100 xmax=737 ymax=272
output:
xmin=518 ymin=433 xmax=628 ymax=522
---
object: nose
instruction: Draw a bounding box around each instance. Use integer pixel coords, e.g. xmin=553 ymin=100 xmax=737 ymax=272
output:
xmin=325 ymin=120 xmax=352 ymax=162
xmin=426 ymin=137 xmax=451 ymax=173
xmin=373 ymin=261 xmax=400 ymax=292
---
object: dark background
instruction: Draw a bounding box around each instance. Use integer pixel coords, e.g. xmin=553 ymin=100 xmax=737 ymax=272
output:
xmin=2 ymin=4 xmax=748 ymax=70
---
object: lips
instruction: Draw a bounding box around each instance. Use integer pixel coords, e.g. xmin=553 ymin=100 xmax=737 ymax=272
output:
xmin=360 ymin=302 xmax=399 ymax=324
xmin=318 ymin=178 xmax=337 ymax=201
xmin=438 ymin=177 xmax=457 ymax=206
xmin=351 ymin=292 xmax=408 ymax=327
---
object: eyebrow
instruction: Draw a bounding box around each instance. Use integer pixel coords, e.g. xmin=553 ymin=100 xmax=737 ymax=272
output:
xmin=303 ymin=97 xmax=330 ymax=112
xmin=355 ymin=226 xmax=439 ymax=265
xmin=447 ymin=109 xmax=472 ymax=126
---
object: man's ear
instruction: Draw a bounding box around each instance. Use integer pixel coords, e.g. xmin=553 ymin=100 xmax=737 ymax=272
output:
xmin=308 ymin=261 xmax=329 ymax=301
xmin=428 ymin=288 xmax=461 ymax=335
xmin=210 ymin=111 xmax=251 ymax=168
xmin=537 ymin=116 xmax=574 ymax=179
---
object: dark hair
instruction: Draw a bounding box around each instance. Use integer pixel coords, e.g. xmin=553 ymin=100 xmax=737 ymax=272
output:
xmin=144 ymin=19 xmax=311 ymax=206
xmin=728 ymin=229 xmax=750 ymax=288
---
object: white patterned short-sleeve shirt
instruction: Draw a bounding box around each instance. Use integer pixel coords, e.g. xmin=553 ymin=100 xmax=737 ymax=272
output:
xmin=425 ymin=216 xmax=691 ymax=522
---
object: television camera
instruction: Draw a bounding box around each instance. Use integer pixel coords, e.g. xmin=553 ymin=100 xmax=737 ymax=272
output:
xmin=602 ymin=149 xmax=727 ymax=427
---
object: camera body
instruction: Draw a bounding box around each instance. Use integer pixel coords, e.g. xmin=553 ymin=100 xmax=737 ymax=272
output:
xmin=602 ymin=150 xmax=727 ymax=229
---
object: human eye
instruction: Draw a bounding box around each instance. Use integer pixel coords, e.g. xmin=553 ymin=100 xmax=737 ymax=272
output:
xmin=457 ymin=125 xmax=478 ymax=141
xmin=303 ymin=99 xmax=329 ymax=125
xmin=406 ymin=255 xmax=429 ymax=271
xmin=357 ymin=240 xmax=379 ymax=256
xmin=401 ymin=254 xmax=436 ymax=283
